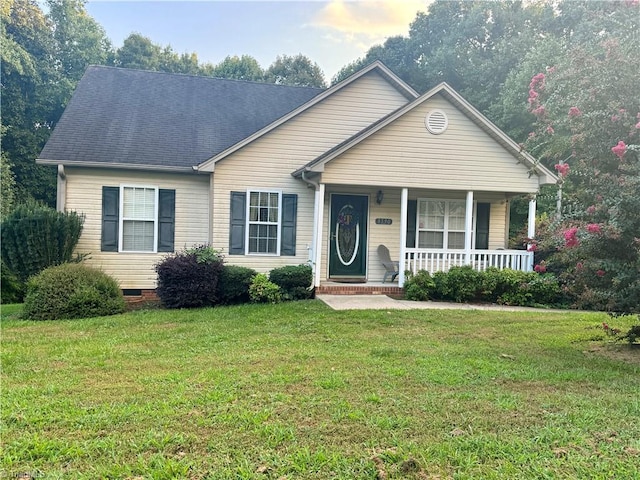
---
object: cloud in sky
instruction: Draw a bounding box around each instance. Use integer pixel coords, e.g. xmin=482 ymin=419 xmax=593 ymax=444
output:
xmin=311 ymin=0 xmax=429 ymax=50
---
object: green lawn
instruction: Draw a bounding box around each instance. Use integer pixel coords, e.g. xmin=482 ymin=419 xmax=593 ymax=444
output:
xmin=1 ymin=301 xmax=639 ymax=479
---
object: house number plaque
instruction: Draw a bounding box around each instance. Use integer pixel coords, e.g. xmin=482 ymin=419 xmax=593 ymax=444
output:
xmin=375 ymin=218 xmax=393 ymax=225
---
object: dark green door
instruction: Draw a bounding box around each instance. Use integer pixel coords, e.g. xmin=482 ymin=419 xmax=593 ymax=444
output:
xmin=329 ymin=194 xmax=368 ymax=279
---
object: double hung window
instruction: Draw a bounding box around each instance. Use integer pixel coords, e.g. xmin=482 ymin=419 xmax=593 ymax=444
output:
xmin=417 ymin=199 xmax=466 ymax=249
xmin=121 ymin=186 xmax=157 ymax=252
xmin=247 ymin=191 xmax=281 ymax=254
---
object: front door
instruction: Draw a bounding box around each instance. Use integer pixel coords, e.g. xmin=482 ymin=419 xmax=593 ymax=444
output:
xmin=329 ymin=194 xmax=368 ymax=279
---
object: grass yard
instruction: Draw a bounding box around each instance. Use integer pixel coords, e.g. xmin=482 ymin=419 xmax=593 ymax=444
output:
xmin=1 ymin=301 xmax=639 ymax=479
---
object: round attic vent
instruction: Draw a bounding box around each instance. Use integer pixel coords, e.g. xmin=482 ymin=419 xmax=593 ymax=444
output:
xmin=425 ymin=109 xmax=448 ymax=134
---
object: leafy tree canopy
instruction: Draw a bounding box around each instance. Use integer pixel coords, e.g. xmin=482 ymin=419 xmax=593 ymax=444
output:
xmin=266 ymin=54 xmax=326 ymax=88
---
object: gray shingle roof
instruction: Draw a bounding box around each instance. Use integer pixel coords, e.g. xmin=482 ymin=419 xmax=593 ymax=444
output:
xmin=39 ymin=66 xmax=324 ymax=169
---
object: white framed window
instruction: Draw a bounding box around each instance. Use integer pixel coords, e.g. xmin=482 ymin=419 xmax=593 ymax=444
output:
xmin=246 ymin=190 xmax=282 ymax=255
xmin=417 ymin=199 xmax=466 ymax=249
xmin=119 ymin=185 xmax=158 ymax=252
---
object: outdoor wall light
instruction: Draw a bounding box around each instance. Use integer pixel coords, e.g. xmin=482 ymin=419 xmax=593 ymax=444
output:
xmin=376 ymin=190 xmax=384 ymax=205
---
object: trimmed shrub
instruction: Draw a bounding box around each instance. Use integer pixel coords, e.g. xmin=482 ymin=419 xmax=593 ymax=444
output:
xmin=431 ymin=271 xmax=449 ymax=300
xmin=249 ymin=274 xmax=282 ymax=304
xmin=525 ymin=273 xmax=562 ymax=306
xmin=269 ymin=264 xmax=313 ymax=300
xmin=155 ymin=245 xmax=224 ymax=308
xmin=217 ymin=265 xmax=257 ymax=304
xmin=481 ymin=268 xmax=530 ymax=304
xmin=1 ymin=261 xmax=24 ymax=304
xmin=1 ymin=202 xmax=84 ymax=282
xmin=443 ymin=266 xmax=482 ymax=303
xmin=23 ymin=263 xmax=125 ymax=320
xmin=404 ymin=270 xmax=435 ymax=301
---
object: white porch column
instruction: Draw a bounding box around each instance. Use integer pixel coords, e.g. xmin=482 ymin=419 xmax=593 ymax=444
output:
xmin=527 ymin=196 xmax=537 ymax=271
xmin=527 ymin=197 xmax=537 ymax=240
xmin=399 ymin=187 xmax=408 ymax=287
xmin=313 ymin=183 xmax=326 ymax=287
xmin=464 ymin=190 xmax=474 ymax=265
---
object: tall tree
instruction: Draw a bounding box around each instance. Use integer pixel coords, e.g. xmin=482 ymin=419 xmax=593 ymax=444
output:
xmin=1 ymin=0 xmax=112 ymax=206
xmin=1 ymin=0 xmax=58 ymax=205
xmin=116 ymin=33 xmax=162 ymax=71
xmin=210 ymin=55 xmax=265 ymax=81
xmin=265 ymin=54 xmax=326 ymax=88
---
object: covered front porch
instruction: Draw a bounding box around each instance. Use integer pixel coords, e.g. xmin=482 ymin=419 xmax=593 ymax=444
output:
xmin=309 ymin=185 xmax=537 ymax=288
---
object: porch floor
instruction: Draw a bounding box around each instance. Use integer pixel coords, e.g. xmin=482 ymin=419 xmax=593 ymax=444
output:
xmin=316 ymin=281 xmax=403 ymax=296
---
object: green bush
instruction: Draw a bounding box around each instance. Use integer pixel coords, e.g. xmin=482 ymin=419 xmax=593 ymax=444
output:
xmin=525 ymin=273 xmax=562 ymax=306
xmin=443 ymin=266 xmax=483 ymax=303
xmin=155 ymin=245 xmax=224 ymax=309
xmin=217 ymin=265 xmax=257 ymax=304
xmin=1 ymin=202 xmax=84 ymax=282
xmin=269 ymin=264 xmax=313 ymax=300
xmin=1 ymin=260 xmax=24 ymax=304
xmin=249 ymin=274 xmax=282 ymax=304
xmin=481 ymin=268 xmax=530 ymax=304
xmin=23 ymin=263 xmax=125 ymax=320
xmin=404 ymin=270 xmax=435 ymax=301
xmin=430 ymin=271 xmax=449 ymax=300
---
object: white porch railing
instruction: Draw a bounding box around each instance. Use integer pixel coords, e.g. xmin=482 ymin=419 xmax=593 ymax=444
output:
xmin=404 ymin=248 xmax=533 ymax=274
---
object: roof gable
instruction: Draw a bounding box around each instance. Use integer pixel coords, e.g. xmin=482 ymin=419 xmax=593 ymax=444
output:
xmin=294 ymin=82 xmax=557 ymax=186
xmin=38 ymin=66 xmax=324 ymax=170
xmin=195 ymin=61 xmax=418 ymax=171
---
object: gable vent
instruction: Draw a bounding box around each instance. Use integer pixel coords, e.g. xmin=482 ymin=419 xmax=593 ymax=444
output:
xmin=425 ymin=110 xmax=448 ymax=134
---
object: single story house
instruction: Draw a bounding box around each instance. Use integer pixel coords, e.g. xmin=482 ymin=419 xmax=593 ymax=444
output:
xmin=37 ymin=61 xmax=556 ymax=296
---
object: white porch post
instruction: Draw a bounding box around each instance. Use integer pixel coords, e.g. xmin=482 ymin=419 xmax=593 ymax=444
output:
xmin=464 ymin=190 xmax=474 ymax=265
xmin=399 ymin=187 xmax=408 ymax=287
xmin=527 ymin=196 xmax=537 ymax=271
xmin=313 ymin=183 xmax=326 ymax=287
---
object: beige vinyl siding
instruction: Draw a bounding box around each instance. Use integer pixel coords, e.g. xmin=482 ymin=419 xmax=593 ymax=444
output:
xmin=65 ymin=167 xmax=210 ymax=289
xmin=321 ymin=94 xmax=541 ymax=194
xmin=214 ymin=71 xmax=409 ymax=271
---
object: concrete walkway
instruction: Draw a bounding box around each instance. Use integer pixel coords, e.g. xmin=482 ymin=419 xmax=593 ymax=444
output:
xmin=317 ymin=294 xmax=571 ymax=313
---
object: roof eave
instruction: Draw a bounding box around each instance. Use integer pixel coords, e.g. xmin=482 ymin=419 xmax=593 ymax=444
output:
xmin=36 ymin=158 xmax=202 ymax=174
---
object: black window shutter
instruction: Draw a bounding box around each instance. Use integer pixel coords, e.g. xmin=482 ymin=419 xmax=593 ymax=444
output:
xmin=158 ymin=189 xmax=175 ymax=252
xmin=101 ymin=187 xmax=119 ymax=252
xmin=406 ymin=199 xmax=417 ymax=248
xmin=229 ymin=192 xmax=246 ymax=255
xmin=281 ymin=194 xmax=297 ymax=256
xmin=475 ymin=202 xmax=491 ymax=250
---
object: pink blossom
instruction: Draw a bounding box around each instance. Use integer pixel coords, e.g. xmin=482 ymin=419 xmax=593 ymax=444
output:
xmin=546 ymin=66 xmax=556 ymax=74
xmin=611 ymin=115 xmax=620 ymax=122
xmin=576 ymin=262 xmax=584 ymax=271
xmin=546 ymin=125 xmax=555 ymax=134
xmin=531 ymin=105 xmax=546 ymax=116
xmin=529 ymin=73 xmax=545 ymax=90
xmin=527 ymin=244 xmax=538 ymax=252
xmin=568 ymin=107 xmax=582 ymax=117
xmin=564 ymin=227 xmax=579 ymax=248
xmin=586 ymin=223 xmax=601 ymax=234
xmin=554 ymin=163 xmax=570 ymax=177
xmin=534 ymin=263 xmax=547 ymax=273
xmin=528 ymin=132 xmax=536 ymax=139
xmin=635 ymin=121 xmax=640 ymax=129
xmin=586 ymin=205 xmax=596 ymax=215
xmin=611 ymin=140 xmax=627 ymax=159
xmin=596 ymin=269 xmax=606 ymax=277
